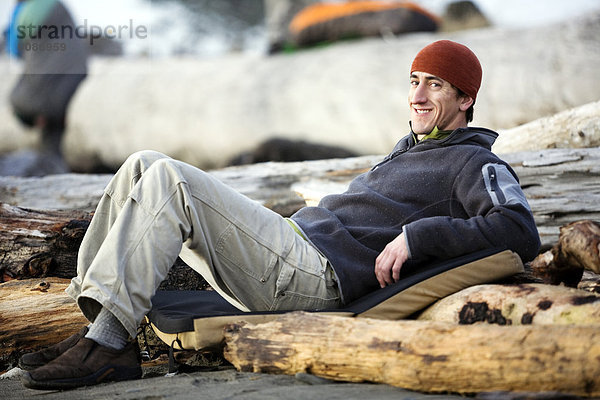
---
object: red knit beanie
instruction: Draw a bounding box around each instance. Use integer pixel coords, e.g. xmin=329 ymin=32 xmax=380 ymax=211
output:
xmin=411 ymin=40 xmax=482 ymax=101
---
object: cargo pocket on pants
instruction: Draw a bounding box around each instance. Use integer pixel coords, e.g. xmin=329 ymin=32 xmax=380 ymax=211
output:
xmin=215 ymin=224 xmax=279 ymax=283
xmin=270 ymin=259 xmax=341 ymax=311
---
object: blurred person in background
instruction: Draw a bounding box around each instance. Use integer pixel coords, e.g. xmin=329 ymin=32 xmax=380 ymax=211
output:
xmin=4 ymin=0 xmax=87 ymax=174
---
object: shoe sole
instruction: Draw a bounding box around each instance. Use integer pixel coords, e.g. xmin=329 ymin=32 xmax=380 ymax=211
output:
xmin=22 ymin=365 xmax=142 ymax=390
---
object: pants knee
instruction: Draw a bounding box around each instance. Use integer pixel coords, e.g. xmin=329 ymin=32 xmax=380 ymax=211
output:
xmin=120 ymin=150 xmax=170 ymax=177
xmin=126 ymin=150 xmax=168 ymax=167
xmin=108 ymin=151 xmax=172 ymax=199
xmin=119 ymin=152 xmax=208 ymax=199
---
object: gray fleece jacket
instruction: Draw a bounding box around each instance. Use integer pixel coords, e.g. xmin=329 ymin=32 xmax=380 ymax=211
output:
xmin=291 ymin=127 xmax=541 ymax=303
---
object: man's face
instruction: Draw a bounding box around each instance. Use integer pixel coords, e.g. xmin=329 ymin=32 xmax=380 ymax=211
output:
xmin=408 ymin=71 xmax=473 ymax=135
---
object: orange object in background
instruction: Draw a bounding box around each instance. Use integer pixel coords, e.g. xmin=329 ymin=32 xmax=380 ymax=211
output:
xmin=290 ymin=1 xmax=441 ymax=35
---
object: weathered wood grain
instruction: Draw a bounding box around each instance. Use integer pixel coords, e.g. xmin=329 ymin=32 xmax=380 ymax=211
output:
xmin=493 ymin=100 xmax=600 ymax=154
xmin=223 ymin=312 xmax=600 ymax=396
xmin=503 ymin=148 xmax=600 ymax=248
xmin=417 ymin=283 xmax=600 ymax=325
xmin=0 ymin=203 xmax=209 ymax=288
xmin=0 ymin=156 xmax=380 ymax=214
xmin=0 ymin=173 xmax=111 ymax=211
xmin=0 ymin=204 xmax=92 ymax=281
xmin=555 ymin=220 xmax=600 ymax=274
xmin=0 ymin=278 xmax=88 ymax=370
xmin=528 ymin=220 xmax=600 ymax=287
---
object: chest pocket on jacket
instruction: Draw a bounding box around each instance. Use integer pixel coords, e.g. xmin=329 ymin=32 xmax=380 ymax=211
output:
xmin=482 ymin=163 xmax=532 ymax=211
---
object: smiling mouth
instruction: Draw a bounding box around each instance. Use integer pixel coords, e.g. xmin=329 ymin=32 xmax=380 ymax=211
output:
xmin=413 ymin=108 xmax=431 ymax=114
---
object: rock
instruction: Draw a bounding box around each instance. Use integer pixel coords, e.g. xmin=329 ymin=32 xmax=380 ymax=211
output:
xmin=440 ymin=1 xmax=491 ymax=32
xmin=88 ymin=35 xmax=124 ymax=57
xmin=0 ymin=367 xmax=26 ymax=381
xmin=227 ymin=137 xmax=358 ymax=165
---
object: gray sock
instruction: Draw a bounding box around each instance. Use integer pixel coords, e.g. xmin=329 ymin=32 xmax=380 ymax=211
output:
xmin=85 ymin=307 xmax=130 ymax=350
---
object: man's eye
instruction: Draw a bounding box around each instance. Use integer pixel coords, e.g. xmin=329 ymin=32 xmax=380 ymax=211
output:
xmin=430 ymin=82 xmax=441 ymax=88
xmin=410 ymin=81 xmax=419 ymax=86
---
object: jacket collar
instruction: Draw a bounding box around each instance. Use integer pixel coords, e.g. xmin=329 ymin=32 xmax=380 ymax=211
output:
xmin=396 ymin=126 xmax=498 ymax=153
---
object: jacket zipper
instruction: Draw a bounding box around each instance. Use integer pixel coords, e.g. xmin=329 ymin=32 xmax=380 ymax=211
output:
xmin=487 ymin=165 xmax=506 ymax=204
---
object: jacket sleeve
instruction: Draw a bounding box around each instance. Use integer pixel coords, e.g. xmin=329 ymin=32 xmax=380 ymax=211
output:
xmin=403 ymin=152 xmax=541 ymax=263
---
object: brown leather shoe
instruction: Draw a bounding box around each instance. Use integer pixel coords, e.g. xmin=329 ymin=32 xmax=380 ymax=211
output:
xmin=18 ymin=326 xmax=89 ymax=371
xmin=21 ymin=338 xmax=142 ymax=390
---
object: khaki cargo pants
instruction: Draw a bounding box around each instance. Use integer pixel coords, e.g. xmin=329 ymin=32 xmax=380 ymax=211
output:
xmin=67 ymin=150 xmax=341 ymax=337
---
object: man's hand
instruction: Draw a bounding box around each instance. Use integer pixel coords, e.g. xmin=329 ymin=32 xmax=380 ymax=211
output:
xmin=375 ymin=232 xmax=409 ymax=288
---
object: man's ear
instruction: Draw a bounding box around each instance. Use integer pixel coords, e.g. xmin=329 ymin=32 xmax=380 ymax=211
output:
xmin=459 ymin=95 xmax=474 ymax=112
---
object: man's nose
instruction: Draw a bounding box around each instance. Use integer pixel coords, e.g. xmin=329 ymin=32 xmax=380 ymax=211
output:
xmin=411 ymin=84 xmax=427 ymax=104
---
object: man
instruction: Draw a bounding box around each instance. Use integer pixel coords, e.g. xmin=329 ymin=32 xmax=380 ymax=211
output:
xmin=20 ymin=40 xmax=540 ymax=389
xmin=6 ymin=0 xmax=87 ymax=174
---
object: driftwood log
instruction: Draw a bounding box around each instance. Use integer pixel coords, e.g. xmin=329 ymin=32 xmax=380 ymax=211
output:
xmin=0 ymin=204 xmax=92 ymax=281
xmin=223 ymin=312 xmax=600 ymax=396
xmin=493 ymin=100 xmax=600 ymax=154
xmin=417 ymin=283 xmax=600 ymax=325
xmin=528 ymin=220 xmax=600 ymax=287
xmin=551 ymin=220 xmax=600 ymax=274
xmin=500 ymin=148 xmax=600 ymax=249
xmin=0 ymin=203 xmax=209 ymax=289
xmin=0 ymin=278 xmax=88 ymax=368
xmin=0 ymin=278 xmax=221 ymax=372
